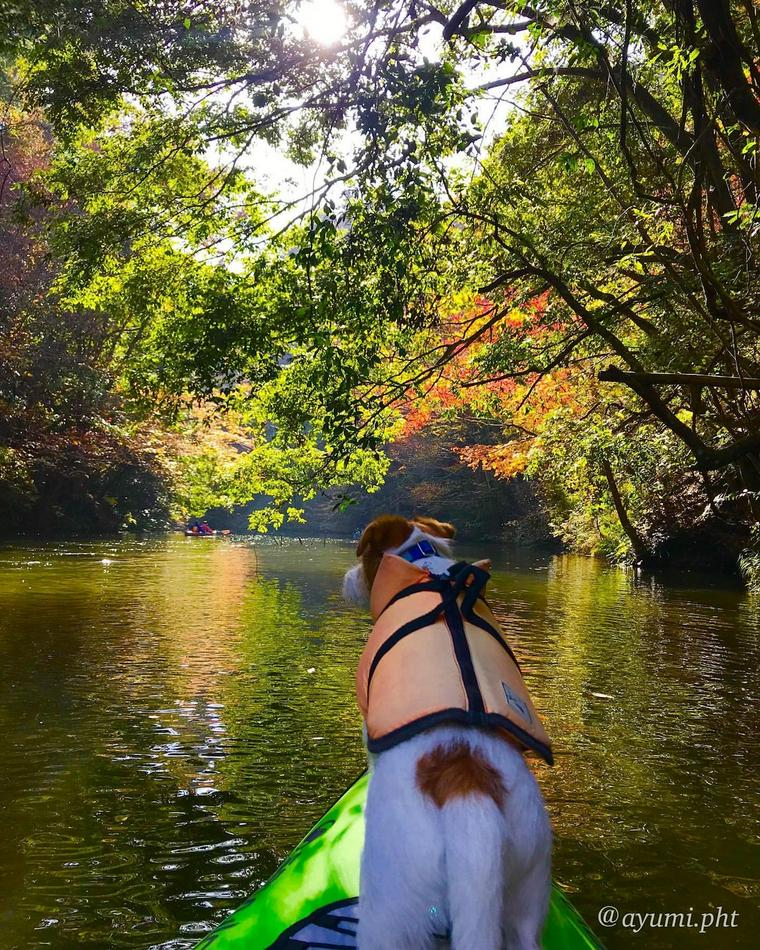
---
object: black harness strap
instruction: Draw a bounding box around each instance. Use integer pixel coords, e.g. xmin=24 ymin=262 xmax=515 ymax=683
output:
xmin=377 ymin=562 xmax=486 ymax=619
xmin=443 ymin=584 xmax=485 ymax=717
xmin=465 ymin=611 xmax=521 ymax=669
xmin=378 ymin=579 xmax=447 ymax=616
xmin=367 ymin=598 xmax=448 ymax=685
xmin=368 ymin=563 xmax=519 ymax=689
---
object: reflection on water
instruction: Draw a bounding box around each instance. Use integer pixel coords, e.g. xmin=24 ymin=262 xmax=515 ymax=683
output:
xmin=0 ymin=538 xmax=758 ymax=948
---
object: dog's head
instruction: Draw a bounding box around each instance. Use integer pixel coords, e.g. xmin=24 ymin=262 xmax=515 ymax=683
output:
xmin=342 ymin=514 xmax=456 ymax=605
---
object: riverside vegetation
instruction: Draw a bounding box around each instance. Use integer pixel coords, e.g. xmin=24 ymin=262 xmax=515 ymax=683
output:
xmin=1 ymin=2 xmax=758 ymax=581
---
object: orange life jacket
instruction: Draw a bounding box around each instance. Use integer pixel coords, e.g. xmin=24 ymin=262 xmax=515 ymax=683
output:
xmin=356 ymin=554 xmax=553 ymax=764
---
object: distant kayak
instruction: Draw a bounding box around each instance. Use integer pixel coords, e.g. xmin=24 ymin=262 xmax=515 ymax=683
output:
xmin=184 ymin=529 xmax=231 ymax=537
xmin=196 ymin=771 xmax=601 ymax=949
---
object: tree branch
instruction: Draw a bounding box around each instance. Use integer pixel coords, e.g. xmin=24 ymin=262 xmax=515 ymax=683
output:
xmin=598 ymin=367 xmax=760 ymax=390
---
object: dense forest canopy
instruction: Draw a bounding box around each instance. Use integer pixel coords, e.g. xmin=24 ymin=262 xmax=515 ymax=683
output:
xmin=0 ymin=2 xmax=758 ymax=577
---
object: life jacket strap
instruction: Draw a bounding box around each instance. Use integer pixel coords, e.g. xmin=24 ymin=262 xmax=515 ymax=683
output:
xmin=368 ymin=562 xmax=521 ymax=689
xmin=378 ymin=561 xmax=491 ymax=616
xmin=367 ymin=599 xmax=446 ymax=685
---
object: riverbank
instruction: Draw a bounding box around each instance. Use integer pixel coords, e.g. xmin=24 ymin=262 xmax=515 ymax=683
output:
xmin=0 ymin=428 xmax=171 ymax=536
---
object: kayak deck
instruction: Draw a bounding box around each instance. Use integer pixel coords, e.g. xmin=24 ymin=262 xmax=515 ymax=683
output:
xmin=196 ymin=772 xmax=600 ymax=949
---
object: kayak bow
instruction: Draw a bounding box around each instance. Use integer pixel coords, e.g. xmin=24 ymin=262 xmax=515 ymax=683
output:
xmin=196 ymin=772 xmax=600 ymax=949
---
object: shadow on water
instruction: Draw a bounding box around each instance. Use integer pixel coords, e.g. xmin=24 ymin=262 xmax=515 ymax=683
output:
xmin=0 ymin=537 xmax=758 ymax=947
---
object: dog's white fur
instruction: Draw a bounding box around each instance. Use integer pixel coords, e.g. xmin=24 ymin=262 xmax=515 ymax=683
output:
xmin=343 ymin=560 xmax=370 ymax=605
xmin=345 ymin=526 xmax=552 ymax=950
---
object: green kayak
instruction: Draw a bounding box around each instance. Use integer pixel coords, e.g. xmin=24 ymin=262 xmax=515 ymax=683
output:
xmin=197 ymin=772 xmax=601 ymax=949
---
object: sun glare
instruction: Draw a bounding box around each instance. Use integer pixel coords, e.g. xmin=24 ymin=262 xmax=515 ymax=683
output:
xmin=299 ymin=0 xmax=348 ymax=47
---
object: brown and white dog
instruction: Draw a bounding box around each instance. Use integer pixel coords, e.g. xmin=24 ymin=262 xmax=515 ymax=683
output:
xmin=344 ymin=515 xmax=552 ymax=950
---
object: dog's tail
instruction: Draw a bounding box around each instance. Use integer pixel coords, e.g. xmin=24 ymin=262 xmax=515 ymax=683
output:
xmin=416 ymin=742 xmax=507 ymax=949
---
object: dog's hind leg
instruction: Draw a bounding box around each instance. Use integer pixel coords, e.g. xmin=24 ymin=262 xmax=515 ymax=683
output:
xmin=500 ymin=782 xmax=552 ymax=950
xmin=358 ymin=751 xmax=444 ymax=950
xmin=357 ymin=886 xmax=439 ymax=950
xmin=442 ymin=796 xmax=506 ymax=950
xmin=501 ymin=856 xmax=551 ymax=950
xmin=357 ymin=821 xmax=443 ymax=950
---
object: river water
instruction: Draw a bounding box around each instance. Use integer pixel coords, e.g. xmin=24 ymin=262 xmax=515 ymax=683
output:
xmin=0 ymin=536 xmax=758 ymax=948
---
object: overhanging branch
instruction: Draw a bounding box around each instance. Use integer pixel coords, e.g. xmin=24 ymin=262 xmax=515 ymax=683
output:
xmin=599 ymin=366 xmax=760 ymax=390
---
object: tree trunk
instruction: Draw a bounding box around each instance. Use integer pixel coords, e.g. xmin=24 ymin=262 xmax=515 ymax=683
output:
xmin=601 ymin=457 xmax=650 ymax=563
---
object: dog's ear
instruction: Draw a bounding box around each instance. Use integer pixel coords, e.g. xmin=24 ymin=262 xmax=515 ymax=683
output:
xmin=356 ymin=515 xmax=412 ymax=557
xmin=356 ymin=522 xmax=375 ymax=557
xmin=354 ymin=516 xmax=413 ymax=595
xmin=412 ymin=516 xmax=456 ymax=540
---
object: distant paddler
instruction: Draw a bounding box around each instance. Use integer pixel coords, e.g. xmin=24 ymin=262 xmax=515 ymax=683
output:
xmin=185 ymin=520 xmax=231 ymax=537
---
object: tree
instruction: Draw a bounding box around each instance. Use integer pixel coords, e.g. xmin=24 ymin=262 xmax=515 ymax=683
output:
xmin=2 ymin=2 xmax=758 ymax=563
